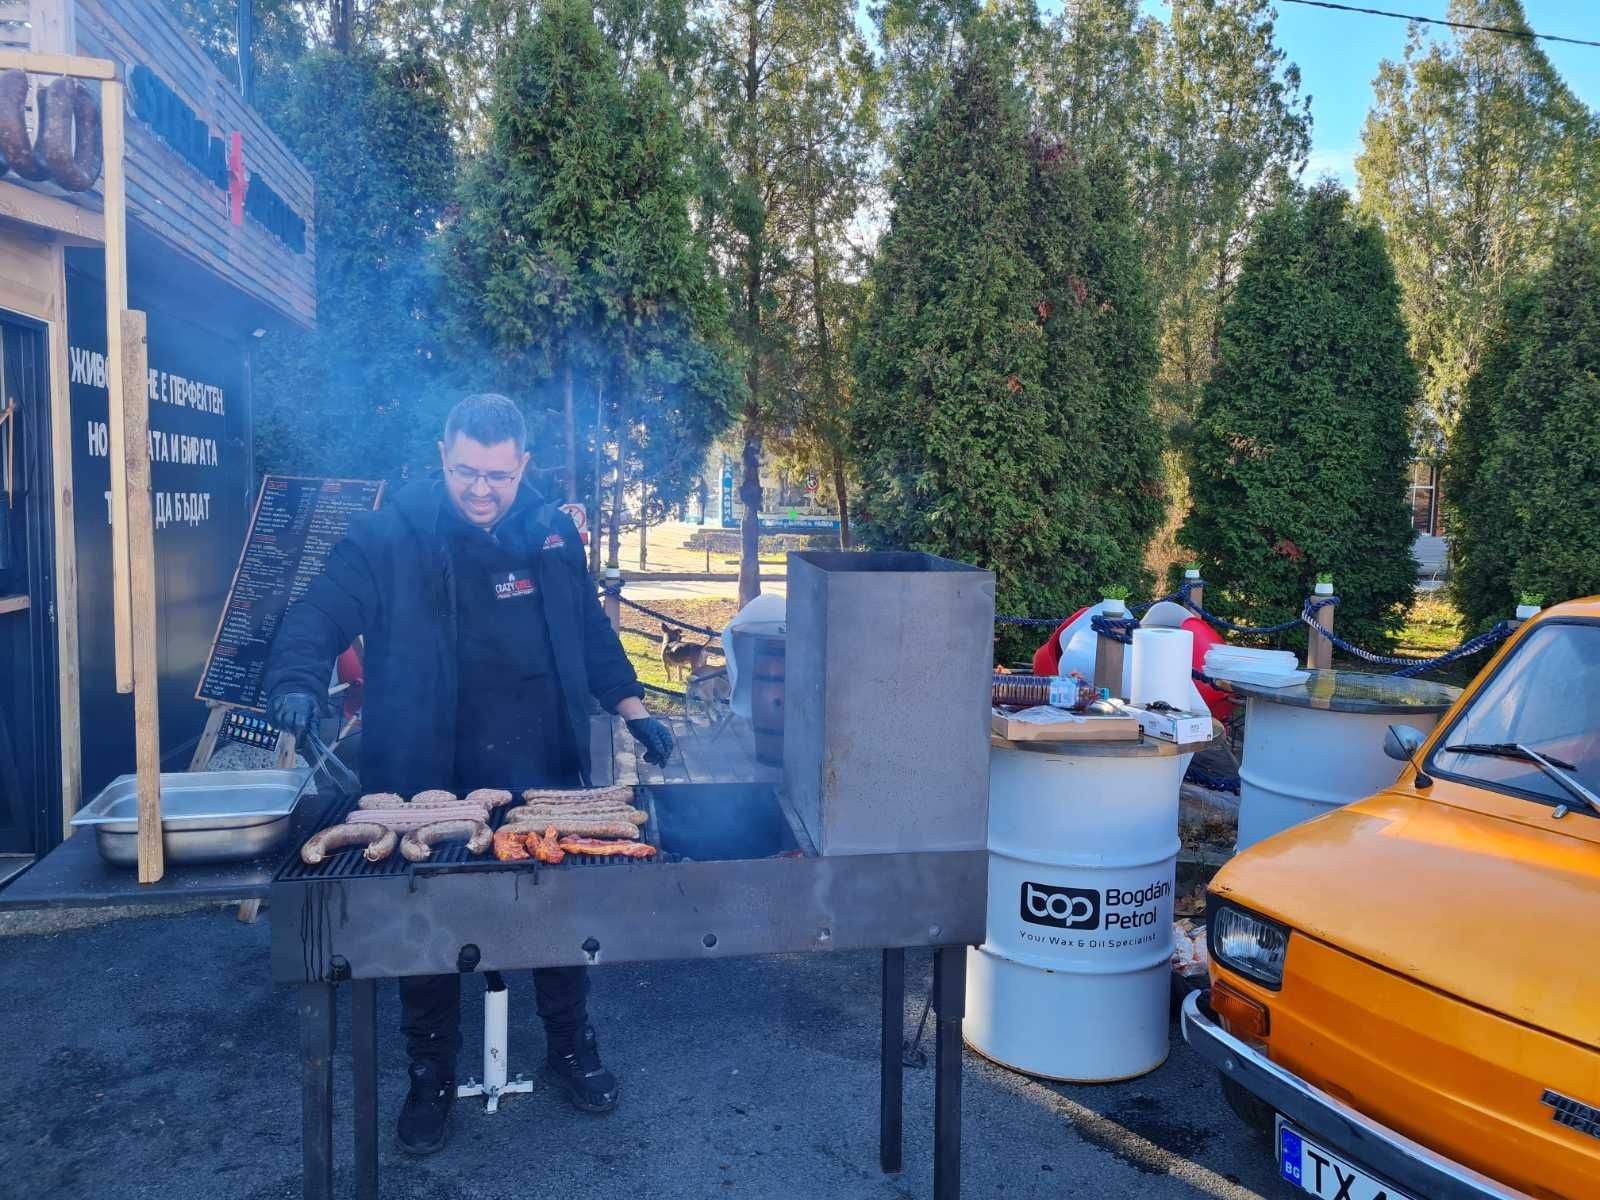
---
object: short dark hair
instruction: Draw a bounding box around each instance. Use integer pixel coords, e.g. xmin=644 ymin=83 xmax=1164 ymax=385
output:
xmin=443 ymin=393 xmax=526 ymax=451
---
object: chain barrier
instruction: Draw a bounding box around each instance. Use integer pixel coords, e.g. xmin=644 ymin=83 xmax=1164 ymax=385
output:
xmin=1392 ymin=622 xmax=1512 ymax=677
xmin=598 ymin=578 xmax=724 ymax=641
xmin=997 ymin=582 xmax=1506 ymax=679
xmin=1185 ymin=763 xmax=1240 ymax=795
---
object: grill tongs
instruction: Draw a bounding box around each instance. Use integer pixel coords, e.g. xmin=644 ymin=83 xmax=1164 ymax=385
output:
xmin=295 ymin=726 xmax=362 ymax=804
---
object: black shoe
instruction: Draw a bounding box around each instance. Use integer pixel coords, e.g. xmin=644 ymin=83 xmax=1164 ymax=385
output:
xmin=544 ymin=1024 xmax=619 ymax=1114
xmin=396 ymin=1060 xmax=455 ymax=1155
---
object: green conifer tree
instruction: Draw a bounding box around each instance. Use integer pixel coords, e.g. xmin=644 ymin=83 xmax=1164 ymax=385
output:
xmin=1178 ymin=184 xmax=1418 ymax=650
xmin=853 ymin=50 xmax=1164 ymax=625
xmin=1447 ymin=229 xmax=1600 ymax=627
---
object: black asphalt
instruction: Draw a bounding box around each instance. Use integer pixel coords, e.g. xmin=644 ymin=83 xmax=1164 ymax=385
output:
xmin=1 ymin=907 xmax=1296 ymax=1199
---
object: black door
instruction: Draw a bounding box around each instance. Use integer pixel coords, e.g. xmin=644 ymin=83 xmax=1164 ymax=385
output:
xmin=0 ymin=314 xmax=60 ymax=855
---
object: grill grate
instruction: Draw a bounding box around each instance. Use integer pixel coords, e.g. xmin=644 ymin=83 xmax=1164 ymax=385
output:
xmin=275 ymin=795 xmax=682 ymax=883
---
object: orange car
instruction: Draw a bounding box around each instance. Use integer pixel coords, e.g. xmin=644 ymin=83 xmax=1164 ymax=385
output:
xmin=1183 ymin=597 xmax=1600 ymax=1200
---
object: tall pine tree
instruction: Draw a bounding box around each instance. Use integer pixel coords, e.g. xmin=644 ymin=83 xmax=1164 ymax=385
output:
xmin=853 ymin=49 xmax=1163 ymax=625
xmin=1178 ymin=184 xmax=1417 ymax=649
xmin=1446 ymin=229 xmax=1600 ymax=627
xmin=443 ymin=0 xmax=627 ymax=502
xmin=1357 ymin=0 xmax=1598 ymax=444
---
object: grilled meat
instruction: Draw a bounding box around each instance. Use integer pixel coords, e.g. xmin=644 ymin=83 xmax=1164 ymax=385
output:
xmin=556 ymin=837 xmax=657 ymax=859
xmin=531 ymin=826 xmax=566 ymax=864
xmin=399 ymin=819 xmax=493 ymax=862
xmin=492 ymin=827 xmax=531 ymax=862
xmin=301 ymin=822 xmax=398 ymax=865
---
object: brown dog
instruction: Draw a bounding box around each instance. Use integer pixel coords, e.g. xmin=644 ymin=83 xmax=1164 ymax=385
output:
xmin=660 ymin=624 xmax=711 ymax=682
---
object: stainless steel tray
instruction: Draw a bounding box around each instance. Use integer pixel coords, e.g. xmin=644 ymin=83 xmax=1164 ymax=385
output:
xmin=71 ymin=769 xmax=313 ymax=867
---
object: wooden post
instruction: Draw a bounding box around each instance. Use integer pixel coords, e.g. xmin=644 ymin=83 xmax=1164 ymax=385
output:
xmin=1307 ymin=581 xmax=1335 ymax=672
xmin=1092 ymin=601 xmax=1128 ymax=696
xmin=189 ymin=703 xmax=228 ymax=771
xmin=49 ymin=246 xmax=83 ymax=835
xmin=603 ymin=567 xmax=621 ymax=633
xmin=123 ymin=310 xmax=163 ymax=882
xmin=102 ymin=75 xmax=133 ymax=694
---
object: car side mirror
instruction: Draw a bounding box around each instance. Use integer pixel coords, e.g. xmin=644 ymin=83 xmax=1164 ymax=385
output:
xmin=1384 ymin=724 xmax=1426 ymax=762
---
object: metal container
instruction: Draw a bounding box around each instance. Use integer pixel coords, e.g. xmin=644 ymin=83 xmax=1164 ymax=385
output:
xmin=1225 ymin=670 xmax=1459 ymax=850
xmin=71 ymin=768 xmax=312 ymax=867
xmin=784 ymin=550 xmax=995 ymax=856
xmin=964 ymin=740 xmax=1183 ymax=1082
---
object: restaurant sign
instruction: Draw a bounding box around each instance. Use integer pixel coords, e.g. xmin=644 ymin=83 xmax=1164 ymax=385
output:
xmin=126 ymin=65 xmax=307 ymax=253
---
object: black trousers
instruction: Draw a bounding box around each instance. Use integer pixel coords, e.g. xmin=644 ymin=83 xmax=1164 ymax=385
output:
xmin=398 ymin=966 xmax=590 ymax=1073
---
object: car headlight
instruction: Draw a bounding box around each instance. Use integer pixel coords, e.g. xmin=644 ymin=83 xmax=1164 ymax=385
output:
xmin=1210 ymin=903 xmax=1290 ymax=989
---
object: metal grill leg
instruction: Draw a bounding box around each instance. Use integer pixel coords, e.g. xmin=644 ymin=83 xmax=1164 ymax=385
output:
xmin=879 ymin=948 xmax=905 ymax=1173
xmin=932 ymin=946 xmax=966 ymax=1200
xmin=352 ymin=979 xmax=378 ymax=1200
xmin=298 ymin=982 xmax=336 ymax=1200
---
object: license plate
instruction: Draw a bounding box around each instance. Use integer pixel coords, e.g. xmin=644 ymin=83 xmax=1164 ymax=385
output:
xmin=1277 ymin=1121 xmax=1416 ymax=1200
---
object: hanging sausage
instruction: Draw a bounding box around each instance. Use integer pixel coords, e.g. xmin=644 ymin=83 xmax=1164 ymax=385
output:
xmin=35 ymin=77 xmax=102 ymax=191
xmin=0 ymin=70 xmax=47 ymax=181
xmin=0 ymin=70 xmax=103 ymax=191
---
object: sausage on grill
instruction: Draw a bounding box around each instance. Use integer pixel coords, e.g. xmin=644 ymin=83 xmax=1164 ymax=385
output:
xmin=502 ymin=804 xmax=647 ymax=826
xmin=357 ymin=792 xmax=407 ymax=809
xmin=399 ymin=819 xmax=493 ymax=862
xmin=463 ymin=788 xmax=515 ymax=809
xmin=300 ymin=822 xmax=398 ymax=865
xmin=519 ymin=785 xmax=635 ymax=806
xmin=502 ymin=818 xmax=640 ymax=840
xmin=354 ymin=805 xmax=490 ymax=832
xmin=409 ymin=789 xmax=458 ymax=806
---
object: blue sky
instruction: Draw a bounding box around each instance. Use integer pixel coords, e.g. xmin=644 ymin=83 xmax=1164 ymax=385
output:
xmin=1144 ymin=1 xmax=1600 ymax=190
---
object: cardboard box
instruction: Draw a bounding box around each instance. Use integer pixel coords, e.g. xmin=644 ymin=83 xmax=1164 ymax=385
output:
xmin=1128 ymin=704 xmax=1212 ymax=746
xmin=990 ymin=706 xmax=1140 ymax=743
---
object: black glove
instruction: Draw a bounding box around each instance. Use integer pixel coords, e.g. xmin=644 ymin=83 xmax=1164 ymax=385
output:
xmin=268 ymin=691 xmax=319 ymax=740
xmin=626 ymin=716 xmax=674 ymax=767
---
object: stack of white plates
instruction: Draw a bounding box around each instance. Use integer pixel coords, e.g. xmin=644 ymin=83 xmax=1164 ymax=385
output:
xmin=1205 ymin=645 xmax=1309 ymax=688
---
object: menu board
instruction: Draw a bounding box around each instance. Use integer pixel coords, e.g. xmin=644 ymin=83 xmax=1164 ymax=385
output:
xmin=195 ymin=475 xmax=384 ymax=710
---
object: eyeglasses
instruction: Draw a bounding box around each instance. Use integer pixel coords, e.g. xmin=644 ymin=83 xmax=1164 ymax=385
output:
xmin=446 ymin=464 xmax=521 ymax=488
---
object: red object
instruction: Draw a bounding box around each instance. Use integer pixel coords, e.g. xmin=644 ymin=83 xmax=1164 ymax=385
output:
xmin=228 ymin=132 xmax=246 ymax=226
xmin=336 ymin=645 xmax=364 ymax=721
xmin=1030 ymin=606 xmax=1088 ymax=677
xmin=1183 ymin=615 xmax=1232 ymax=721
xmin=1028 ymin=606 xmax=1232 ymax=722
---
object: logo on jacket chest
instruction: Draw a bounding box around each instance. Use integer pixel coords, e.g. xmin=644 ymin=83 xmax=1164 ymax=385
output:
xmin=494 ymin=569 xmax=537 ymax=600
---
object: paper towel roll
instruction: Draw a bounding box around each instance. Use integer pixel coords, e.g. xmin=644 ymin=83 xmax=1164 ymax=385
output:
xmin=1131 ymin=627 xmax=1194 ymax=709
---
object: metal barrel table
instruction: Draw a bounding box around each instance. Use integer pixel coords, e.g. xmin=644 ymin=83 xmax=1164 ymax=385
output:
xmin=965 ymin=736 xmax=1185 ymax=1082
xmin=1216 ymin=670 xmax=1461 ymax=851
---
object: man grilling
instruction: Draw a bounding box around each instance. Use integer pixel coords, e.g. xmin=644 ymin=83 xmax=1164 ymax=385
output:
xmin=264 ymin=393 xmax=673 ymax=1155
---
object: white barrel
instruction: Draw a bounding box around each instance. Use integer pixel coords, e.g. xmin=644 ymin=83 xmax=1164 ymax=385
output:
xmin=964 ymin=741 xmax=1184 ymax=1082
xmin=1234 ymin=698 xmax=1443 ymax=851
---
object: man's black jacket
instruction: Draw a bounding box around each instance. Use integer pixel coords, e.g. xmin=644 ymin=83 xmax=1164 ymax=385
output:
xmin=263 ymin=480 xmax=641 ymax=791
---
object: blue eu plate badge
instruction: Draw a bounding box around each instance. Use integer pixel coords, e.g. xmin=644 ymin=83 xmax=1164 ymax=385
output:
xmin=1280 ymin=1126 xmax=1305 ymax=1187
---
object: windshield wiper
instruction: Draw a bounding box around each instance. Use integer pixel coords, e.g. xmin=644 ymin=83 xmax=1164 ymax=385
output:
xmin=1444 ymin=742 xmax=1600 ymax=816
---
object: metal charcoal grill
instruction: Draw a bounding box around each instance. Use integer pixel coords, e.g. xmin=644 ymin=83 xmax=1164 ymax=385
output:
xmin=271 ymin=553 xmax=995 ymax=1200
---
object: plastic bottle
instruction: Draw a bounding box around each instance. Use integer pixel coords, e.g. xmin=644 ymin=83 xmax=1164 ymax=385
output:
xmin=991 ymin=673 xmax=1096 ymax=711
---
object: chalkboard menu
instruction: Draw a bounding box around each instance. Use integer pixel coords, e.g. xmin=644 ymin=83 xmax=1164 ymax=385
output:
xmin=195 ymin=476 xmax=384 ymax=710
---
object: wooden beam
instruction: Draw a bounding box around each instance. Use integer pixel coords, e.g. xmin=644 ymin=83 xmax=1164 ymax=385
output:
xmin=0 ymin=181 xmax=105 ymax=245
xmin=0 ymin=594 xmax=29 ymax=614
xmin=101 ymin=77 xmax=132 ymax=693
xmin=122 ymin=309 xmax=162 ymax=883
xmin=49 ymin=243 xmax=83 ymax=836
xmin=0 ymin=50 xmax=119 ymax=79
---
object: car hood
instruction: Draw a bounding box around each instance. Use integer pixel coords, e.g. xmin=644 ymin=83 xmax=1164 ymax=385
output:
xmin=1212 ymin=792 xmax=1600 ymax=1048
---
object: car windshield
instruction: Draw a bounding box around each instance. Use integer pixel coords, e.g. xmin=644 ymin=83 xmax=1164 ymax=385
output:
xmin=1429 ymin=620 xmax=1600 ymax=811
